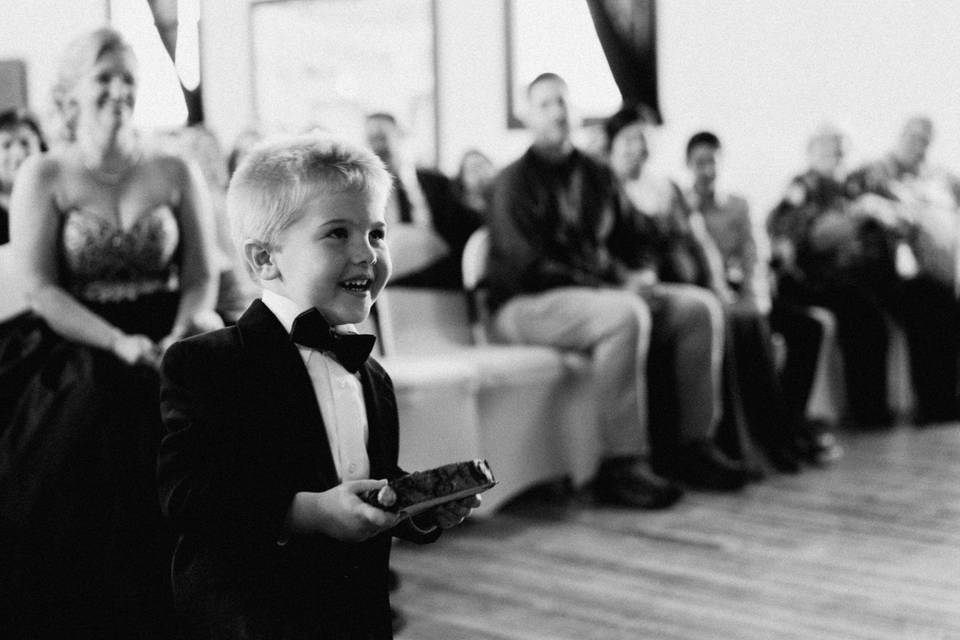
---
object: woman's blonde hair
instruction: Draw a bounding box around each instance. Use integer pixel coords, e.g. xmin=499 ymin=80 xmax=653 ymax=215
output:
xmin=51 ymin=27 xmax=136 ymax=143
xmin=226 ymin=134 xmax=393 ymax=266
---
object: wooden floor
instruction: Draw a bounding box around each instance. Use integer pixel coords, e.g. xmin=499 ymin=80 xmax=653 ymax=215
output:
xmin=392 ymin=424 xmax=960 ymax=640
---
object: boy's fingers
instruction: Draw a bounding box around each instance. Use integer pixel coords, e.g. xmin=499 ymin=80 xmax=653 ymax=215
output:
xmin=459 ymin=494 xmax=482 ymax=509
xmin=343 ymin=478 xmax=388 ymax=495
xmin=376 ymin=485 xmax=398 ymax=507
xmin=434 ymin=509 xmax=465 ymax=529
xmin=358 ymin=502 xmax=400 ymax=529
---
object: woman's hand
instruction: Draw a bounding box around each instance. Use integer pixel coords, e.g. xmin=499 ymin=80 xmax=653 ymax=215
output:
xmin=112 ymin=333 xmax=162 ymax=368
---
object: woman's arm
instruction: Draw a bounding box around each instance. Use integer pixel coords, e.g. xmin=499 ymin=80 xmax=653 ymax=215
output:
xmin=734 ymin=200 xmax=763 ymax=304
xmin=671 ymin=183 xmax=732 ymax=301
xmin=11 ymin=154 xmax=157 ymax=364
xmin=161 ymin=156 xmax=221 ymax=349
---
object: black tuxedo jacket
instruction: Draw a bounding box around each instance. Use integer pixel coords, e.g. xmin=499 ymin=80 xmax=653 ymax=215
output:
xmin=158 ymin=299 xmax=439 ymax=639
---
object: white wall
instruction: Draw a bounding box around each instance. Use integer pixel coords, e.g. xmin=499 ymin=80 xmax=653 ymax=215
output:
xmin=434 ymin=0 xmax=530 ymax=172
xmin=201 ymin=0 xmax=960 ymax=221
xmin=200 ymin=0 xmax=255 ymax=149
xmin=0 ymin=0 xmax=189 ymax=137
xmin=5 ymin=1 xmax=960 ymax=216
xmin=0 ymin=1 xmax=108 ymax=118
xmin=655 ymin=0 xmax=960 ymax=214
xmin=3 ymin=0 xmax=959 ymax=313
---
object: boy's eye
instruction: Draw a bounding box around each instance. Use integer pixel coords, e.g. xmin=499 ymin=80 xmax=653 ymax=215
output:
xmin=325 ymin=228 xmax=349 ymax=240
xmin=370 ymin=228 xmax=386 ymax=241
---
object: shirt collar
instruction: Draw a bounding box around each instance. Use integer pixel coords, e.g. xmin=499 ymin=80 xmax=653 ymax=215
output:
xmin=261 ymin=289 xmax=303 ymax=335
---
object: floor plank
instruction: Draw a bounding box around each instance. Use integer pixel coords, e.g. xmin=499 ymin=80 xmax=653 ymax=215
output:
xmin=392 ymin=424 xmax=960 ymax=640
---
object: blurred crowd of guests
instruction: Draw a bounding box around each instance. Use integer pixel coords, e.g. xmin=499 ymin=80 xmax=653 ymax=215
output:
xmin=1 ymin=23 xmax=960 ymax=637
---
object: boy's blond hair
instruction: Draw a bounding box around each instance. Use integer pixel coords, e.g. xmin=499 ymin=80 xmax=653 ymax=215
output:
xmin=226 ymin=134 xmax=393 ymax=258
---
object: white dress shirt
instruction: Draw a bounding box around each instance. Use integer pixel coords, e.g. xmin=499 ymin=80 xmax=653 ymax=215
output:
xmin=261 ymin=290 xmax=370 ymax=482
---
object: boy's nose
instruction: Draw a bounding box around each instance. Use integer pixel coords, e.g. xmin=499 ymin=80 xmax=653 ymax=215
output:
xmin=108 ymin=77 xmax=130 ymax=99
xmin=8 ymin=144 xmax=27 ymax=163
xmin=351 ymin=238 xmax=377 ymax=264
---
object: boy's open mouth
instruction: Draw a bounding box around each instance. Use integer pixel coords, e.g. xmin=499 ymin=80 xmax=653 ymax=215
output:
xmin=340 ymin=278 xmax=372 ymax=293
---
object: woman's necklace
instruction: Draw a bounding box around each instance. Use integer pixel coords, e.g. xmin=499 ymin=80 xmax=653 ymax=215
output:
xmin=81 ymin=147 xmax=144 ymax=185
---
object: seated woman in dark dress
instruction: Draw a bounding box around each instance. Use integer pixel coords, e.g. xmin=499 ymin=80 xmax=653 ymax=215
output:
xmin=452 ymin=148 xmax=496 ymax=219
xmin=0 ymin=108 xmax=46 ymax=245
xmin=0 ymin=27 xmax=220 ymax=637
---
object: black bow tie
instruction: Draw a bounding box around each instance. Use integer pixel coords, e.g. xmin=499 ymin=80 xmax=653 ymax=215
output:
xmin=290 ymin=308 xmax=376 ymax=374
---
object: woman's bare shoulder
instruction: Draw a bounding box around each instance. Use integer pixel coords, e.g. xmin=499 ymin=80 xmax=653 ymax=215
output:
xmin=142 ymin=148 xmax=192 ymax=176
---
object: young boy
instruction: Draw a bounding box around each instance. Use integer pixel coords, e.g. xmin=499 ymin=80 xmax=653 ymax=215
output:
xmin=157 ymin=135 xmax=478 ymax=639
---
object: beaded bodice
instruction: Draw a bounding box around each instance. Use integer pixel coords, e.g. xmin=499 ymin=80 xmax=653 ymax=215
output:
xmin=61 ymin=205 xmax=180 ymax=302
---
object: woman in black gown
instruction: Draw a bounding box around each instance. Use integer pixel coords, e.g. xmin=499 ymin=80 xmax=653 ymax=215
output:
xmin=0 ymin=27 xmax=220 ymax=637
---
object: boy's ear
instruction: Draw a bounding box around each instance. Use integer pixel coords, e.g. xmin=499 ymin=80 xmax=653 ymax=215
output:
xmin=243 ymin=239 xmax=281 ymax=281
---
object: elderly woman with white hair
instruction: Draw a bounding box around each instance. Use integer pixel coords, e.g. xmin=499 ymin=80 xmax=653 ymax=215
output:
xmin=0 ymin=27 xmax=219 ymax=636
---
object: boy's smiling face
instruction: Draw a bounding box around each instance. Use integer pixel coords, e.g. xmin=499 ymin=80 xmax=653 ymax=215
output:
xmin=270 ymin=190 xmax=391 ymax=325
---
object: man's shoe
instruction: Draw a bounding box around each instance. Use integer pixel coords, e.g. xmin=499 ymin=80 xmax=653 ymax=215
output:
xmin=809 ymin=432 xmax=844 ymax=466
xmin=760 ymin=442 xmax=802 ymax=474
xmin=913 ymin=405 xmax=960 ymax=427
xmin=391 ymin=607 xmax=406 ymax=635
xmin=845 ymin=409 xmax=895 ymax=430
xmin=594 ymin=457 xmax=684 ymax=509
xmin=674 ymin=441 xmax=750 ymax=491
xmin=797 ymin=421 xmax=844 ymax=466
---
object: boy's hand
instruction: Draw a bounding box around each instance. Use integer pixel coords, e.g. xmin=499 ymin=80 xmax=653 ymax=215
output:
xmin=411 ymin=494 xmax=481 ymax=531
xmin=290 ymin=480 xmax=401 ymax=542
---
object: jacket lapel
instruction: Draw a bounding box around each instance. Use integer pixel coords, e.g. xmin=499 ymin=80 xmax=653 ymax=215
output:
xmin=359 ymin=360 xmax=399 ymax=480
xmin=236 ymin=300 xmax=340 ymax=489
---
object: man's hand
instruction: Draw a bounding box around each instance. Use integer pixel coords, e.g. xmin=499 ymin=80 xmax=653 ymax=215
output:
xmin=623 ymin=267 xmax=659 ymax=297
xmin=770 ymin=238 xmax=796 ymax=270
xmin=287 ymin=480 xmax=401 ymax=543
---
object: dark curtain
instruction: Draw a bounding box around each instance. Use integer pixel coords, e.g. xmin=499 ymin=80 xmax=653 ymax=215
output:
xmin=586 ymin=0 xmax=661 ymax=124
xmin=147 ymin=0 xmax=204 ymax=125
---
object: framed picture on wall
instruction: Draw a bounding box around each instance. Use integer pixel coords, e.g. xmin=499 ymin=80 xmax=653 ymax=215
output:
xmin=0 ymin=60 xmax=27 ymax=112
xmin=250 ymin=0 xmax=438 ymax=165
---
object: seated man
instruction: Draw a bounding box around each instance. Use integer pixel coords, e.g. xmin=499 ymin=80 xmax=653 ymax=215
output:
xmin=684 ymin=130 xmax=837 ymax=468
xmin=844 ymin=116 xmax=960 ymax=425
xmin=767 ymin=124 xmax=895 ymax=428
xmin=487 ymin=73 xmax=748 ymax=508
xmin=364 ymin=112 xmax=483 ymax=289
